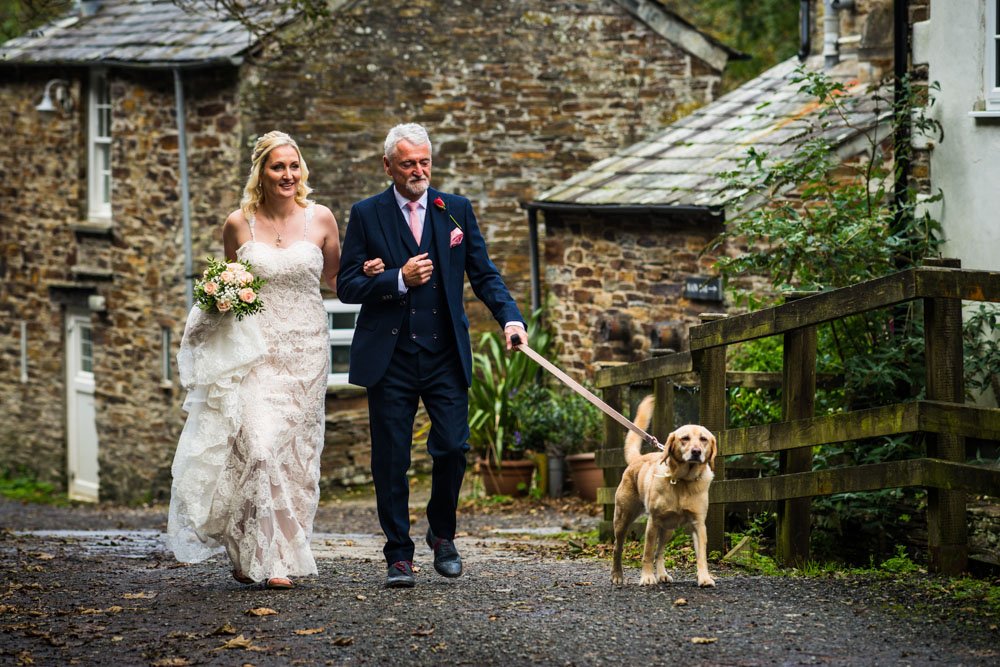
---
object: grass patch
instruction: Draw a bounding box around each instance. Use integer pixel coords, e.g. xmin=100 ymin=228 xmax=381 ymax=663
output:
xmin=0 ymin=474 xmax=70 ymax=506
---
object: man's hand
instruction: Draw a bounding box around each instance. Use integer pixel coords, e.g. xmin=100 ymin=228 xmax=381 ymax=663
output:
xmin=504 ymin=324 xmax=527 ymax=351
xmin=400 ymin=252 xmax=434 ymax=287
xmin=401 ymin=253 xmax=434 ymax=287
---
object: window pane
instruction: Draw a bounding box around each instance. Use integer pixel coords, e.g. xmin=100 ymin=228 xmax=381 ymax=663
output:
xmin=328 ymin=312 xmax=357 ymax=329
xmin=80 ymin=323 xmax=93 ymax=373
xmin=330 ymin=345 xmax=351 ymax=373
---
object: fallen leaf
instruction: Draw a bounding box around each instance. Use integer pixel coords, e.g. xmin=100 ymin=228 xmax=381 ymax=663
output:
xmin=16 ymin=651 xmax=33 ymax=666
xmin=411 ymin=627 xmax=435 ymax=637
xmin=216 ymin=634 xmax=254 ymax=650
xmin=246 ymin=607 xmax=278 ymax=617
xmin=0 ymin=604 xmax=16 ymax=614
xmin=33 ymin=553 xmax=55 ymax=561
xmin=212 ymin=623 xmax=238 ymax=636
xmin=122 ymin=592 xmax=156 ymax=599
xmin=111 ymin=636 xmax=123 ymax=642
xmin=674 ymin=598 xmax=688 ymax=606
xmin=574 ymin=581 xmax=593 ymax=586
xmin=355 ymin=594 xmax=367 ymax=601
xmin=332 ymin=636 xmax=354 ymax=646
xmin=691 ymin=636 xmax=718 ymax=644
xmin=343 ymin=539 xmax=354 ymax=547
xmin=151 ymin=659 xmax=191 ymax=667
xmin=293 ymin=627 xmax=325 ymax=636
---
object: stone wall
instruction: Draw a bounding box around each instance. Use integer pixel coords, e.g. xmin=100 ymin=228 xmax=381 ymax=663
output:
xmin=0 ymin=66 xmax=243 ymax=502
xmin=0 ymin=70 xmax=85 ymax=485
xmin=541 ymin=210 xmax=725 ymax=378
xmin=240 ymin=0 xmax=723 ymax=331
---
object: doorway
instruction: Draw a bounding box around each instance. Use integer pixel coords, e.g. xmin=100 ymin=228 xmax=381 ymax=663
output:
xmin=66 ymin=310 xmax=99 ymax=501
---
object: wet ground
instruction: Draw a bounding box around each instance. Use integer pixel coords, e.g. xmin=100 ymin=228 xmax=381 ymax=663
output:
xmin=1 ymin=486 xmax=999 ymax=666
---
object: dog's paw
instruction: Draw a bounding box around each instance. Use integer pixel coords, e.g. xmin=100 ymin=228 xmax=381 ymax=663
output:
xmin=657 ymin=572 xmax=673 ymax=584
xmin=697 ymin=574 xmax=716 ymax=588
xmin=611 ymin=573 xmax=624 ymax=585
xmin=639 ymin=573 xmax=658 ymax=586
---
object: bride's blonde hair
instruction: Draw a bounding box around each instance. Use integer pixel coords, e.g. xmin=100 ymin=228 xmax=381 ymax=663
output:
xmin=240 ymin=130 xmax=313 ymax=220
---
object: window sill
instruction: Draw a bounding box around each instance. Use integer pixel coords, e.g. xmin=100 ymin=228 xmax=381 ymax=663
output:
xmin=71 ymin=265 xmax=114 ymax=280
xmin=72 ymin=219 xmax=114 ymax=235
xmin=968 ymin=110 xmax=1000 ymax=119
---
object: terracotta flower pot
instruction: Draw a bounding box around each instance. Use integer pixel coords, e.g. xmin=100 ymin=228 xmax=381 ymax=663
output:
xmin=566 ymin=452 xmax=602 ymax=502
xmin=477 ymin=458 xmax=535 ymax=497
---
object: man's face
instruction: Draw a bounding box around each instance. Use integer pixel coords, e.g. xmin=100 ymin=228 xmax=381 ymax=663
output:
xmin=384 ymin=139 xmax=431 ymax=200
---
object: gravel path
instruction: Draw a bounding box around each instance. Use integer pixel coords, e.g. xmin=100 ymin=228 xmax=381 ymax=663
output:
xmin=1 ymin=493 xmax=998 ymax=666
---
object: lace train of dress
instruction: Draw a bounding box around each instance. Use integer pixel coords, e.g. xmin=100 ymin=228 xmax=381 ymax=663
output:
xmin=168 ymin=206 xmax=329 ymax=582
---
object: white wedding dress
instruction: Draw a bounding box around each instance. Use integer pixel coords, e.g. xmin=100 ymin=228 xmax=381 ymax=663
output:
xmin=167 ymin=204 xmax=329 ymax=582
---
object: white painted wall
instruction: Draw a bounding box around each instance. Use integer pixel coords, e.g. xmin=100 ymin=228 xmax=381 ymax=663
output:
xmin=922 ymin=2 xmax=1000 ymax=271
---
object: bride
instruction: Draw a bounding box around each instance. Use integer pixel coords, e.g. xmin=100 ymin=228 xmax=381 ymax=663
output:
xmin=167 ymin=131 xmax=341 ymax=589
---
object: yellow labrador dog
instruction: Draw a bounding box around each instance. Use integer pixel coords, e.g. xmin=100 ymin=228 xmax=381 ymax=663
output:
xmin=611 ymin=395 xmax=717 ymax=587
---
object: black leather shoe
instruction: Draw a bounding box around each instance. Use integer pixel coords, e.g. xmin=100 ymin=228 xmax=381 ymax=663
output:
xmin=385 ymin=560 xmax=415 ymax=588
xmin=426 ymin=529 xmax=463 ymax=578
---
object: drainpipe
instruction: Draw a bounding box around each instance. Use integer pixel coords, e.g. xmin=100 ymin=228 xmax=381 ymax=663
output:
xmin=798 ymin=0 xmax=812 ymax=61
xmin=824 ymin=0 xmax=855 ymax=69
xmin=892 ymin=0 xmax=910 ymax=239
xmin=173 ymin=68 xmax=193 ymax=311
xmin=527 ymin=206 xmax=541 ymax=319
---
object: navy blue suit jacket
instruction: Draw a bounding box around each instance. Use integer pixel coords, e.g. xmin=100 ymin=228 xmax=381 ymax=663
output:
xmin=337 ymin=186 xmax=524 ymax=387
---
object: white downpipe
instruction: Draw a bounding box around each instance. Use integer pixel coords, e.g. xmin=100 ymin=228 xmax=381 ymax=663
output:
xmin=824 ymin=0 xmax=856 ymax=69
xmin=173 ymin=68 xmax=193 ymax=311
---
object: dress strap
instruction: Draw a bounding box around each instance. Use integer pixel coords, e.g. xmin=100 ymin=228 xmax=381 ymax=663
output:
xmin=303 ymin=203 xmax=314 ymax=239
xmin=247 ymin=212 xmax=256 ymax=241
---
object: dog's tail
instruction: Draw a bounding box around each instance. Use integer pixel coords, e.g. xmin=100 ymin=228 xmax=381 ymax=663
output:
xmin=624 ymin=395 xmax=655 ymax=465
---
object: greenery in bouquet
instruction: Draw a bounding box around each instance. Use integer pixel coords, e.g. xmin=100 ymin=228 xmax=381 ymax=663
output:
xmin=193 ymin=256 xmax=266 ymax=320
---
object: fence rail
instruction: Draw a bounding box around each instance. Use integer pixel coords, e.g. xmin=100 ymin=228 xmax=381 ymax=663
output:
xmin=592 ymin=261 xmax=1000 ymax=574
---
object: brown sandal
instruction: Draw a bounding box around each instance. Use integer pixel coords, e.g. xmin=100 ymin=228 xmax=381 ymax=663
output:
xmin=232 ymin=570 xmax=254 ymax=585
xmin=265 ymin=577 xmax=294 ymax=590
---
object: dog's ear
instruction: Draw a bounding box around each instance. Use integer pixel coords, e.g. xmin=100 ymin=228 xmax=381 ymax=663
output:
xmin=706 ymin=430 xmax=718 ymax=470
xmin=662 ymin=430 xmax=678 ymax=463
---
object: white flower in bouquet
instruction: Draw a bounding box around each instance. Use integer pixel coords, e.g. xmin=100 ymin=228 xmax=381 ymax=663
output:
xmin=193 ymin=256 xmax=266 ymax=320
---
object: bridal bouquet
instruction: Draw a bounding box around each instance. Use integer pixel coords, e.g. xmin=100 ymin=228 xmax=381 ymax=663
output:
xmin=193 ymin=257 xmax=266 ymax=320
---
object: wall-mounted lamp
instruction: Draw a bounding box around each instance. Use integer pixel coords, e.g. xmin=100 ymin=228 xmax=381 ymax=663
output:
xmin=36 ymin=78 xmax=74 ymax=113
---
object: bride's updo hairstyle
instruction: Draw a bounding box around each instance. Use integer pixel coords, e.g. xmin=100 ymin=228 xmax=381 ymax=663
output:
xmin=240 ymin=130 xmax=313 ymax=220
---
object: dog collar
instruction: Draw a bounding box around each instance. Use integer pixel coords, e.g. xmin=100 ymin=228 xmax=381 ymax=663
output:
xmin=653 ymin=463 xmax=678 ymax=484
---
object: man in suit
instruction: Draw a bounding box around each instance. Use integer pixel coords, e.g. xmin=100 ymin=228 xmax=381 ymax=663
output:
xmin=338 ymin=123 xmax=525 ymax=588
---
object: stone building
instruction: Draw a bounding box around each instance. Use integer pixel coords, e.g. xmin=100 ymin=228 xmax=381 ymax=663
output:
xmin=0 ymin=0 xmax=737 ymax=502
xmin=527 ymin=0 xmax=917 ymax=378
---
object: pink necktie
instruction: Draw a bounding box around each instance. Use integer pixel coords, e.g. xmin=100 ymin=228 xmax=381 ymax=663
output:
xmin=406 ymin=201 xmax=421 ymax=245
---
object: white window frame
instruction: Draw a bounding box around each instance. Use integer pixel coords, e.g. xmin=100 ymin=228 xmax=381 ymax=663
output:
xmin=325 ymin=298 xmax=361 ymax=387
xmin=987 ymin=1 xmax=1000 ymax=111
xmin=87 ymin=68 xmax=112 ymax=220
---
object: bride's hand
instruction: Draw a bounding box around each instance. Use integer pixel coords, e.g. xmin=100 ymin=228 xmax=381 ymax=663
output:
xmin=363 ymin=258 xmax=385 ymax=277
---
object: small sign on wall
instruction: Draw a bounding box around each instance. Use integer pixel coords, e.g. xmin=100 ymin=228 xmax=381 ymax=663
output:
xmin=684 ymin=276 xmax=723 ymax=302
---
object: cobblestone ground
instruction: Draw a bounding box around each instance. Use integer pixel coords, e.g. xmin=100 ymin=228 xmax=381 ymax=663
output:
xmin=1 ymin=489 xmax=998 ymax=666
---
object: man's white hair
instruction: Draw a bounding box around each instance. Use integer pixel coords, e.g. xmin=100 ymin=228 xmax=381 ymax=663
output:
xmin=384 ymin=123 xmax=432 ymax=159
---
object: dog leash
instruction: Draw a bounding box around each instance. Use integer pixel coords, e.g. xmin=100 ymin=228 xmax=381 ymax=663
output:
xmin=511 ymin=334 xmax=663 ymax=451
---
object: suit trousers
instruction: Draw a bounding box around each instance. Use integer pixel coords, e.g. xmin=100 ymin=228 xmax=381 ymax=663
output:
xmin=366 ymin=343 xmax=470 ymax=565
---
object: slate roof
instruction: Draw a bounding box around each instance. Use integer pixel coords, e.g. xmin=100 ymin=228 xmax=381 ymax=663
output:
xmin=0 ymin=0 xmax=288 ymax=68
xmin=535 ymin=57 xmax=887 ymax=211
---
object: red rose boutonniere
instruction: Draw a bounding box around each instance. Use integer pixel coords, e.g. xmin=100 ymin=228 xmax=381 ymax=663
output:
xmin=434 ymin=197 xmax=464 ymax=248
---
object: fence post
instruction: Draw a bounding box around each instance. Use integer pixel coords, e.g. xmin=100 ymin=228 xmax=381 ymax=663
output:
xmin=923 ymin=258 xmax=967 ymax=574
xmin=696 ymin=313 xmax=728 ymax=554
xmin=777 ymin=293 xmax=817 ymax=567
xmin=652 ymin=376 xmax=673 ymax=442
xmin=599 ymin=384 xmax=625 ymax=540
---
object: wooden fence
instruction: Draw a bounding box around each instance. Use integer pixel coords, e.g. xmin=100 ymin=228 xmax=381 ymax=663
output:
xmin=593 ymin=260 xmax=1000 ymax=574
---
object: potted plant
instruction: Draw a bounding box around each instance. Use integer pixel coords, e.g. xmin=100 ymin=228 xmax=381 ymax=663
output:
xmin=510 ymin=383 xmax=603 ymax=499
xmin=468 ymin=315 xmax=551 ymax=496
